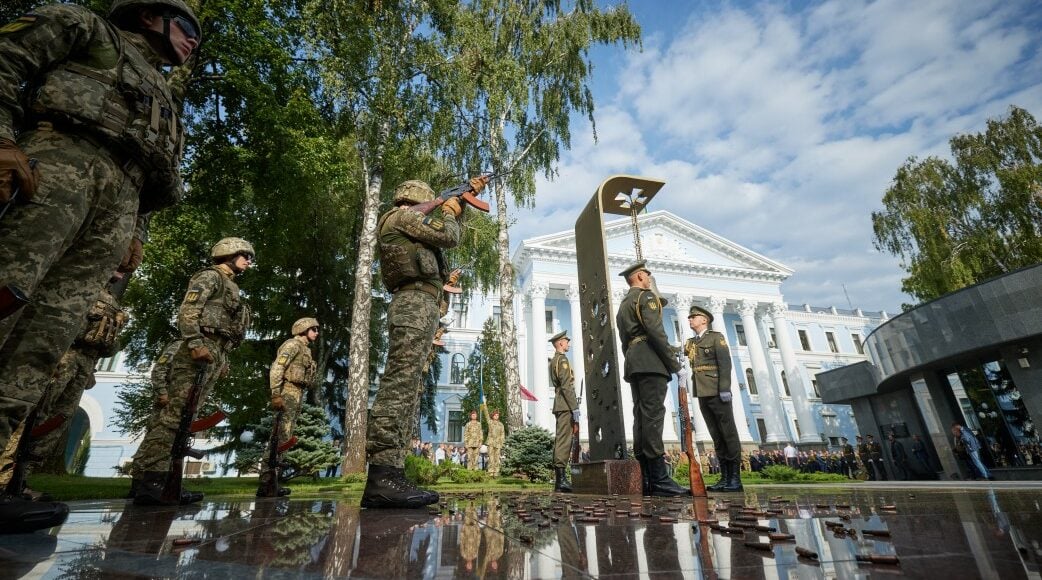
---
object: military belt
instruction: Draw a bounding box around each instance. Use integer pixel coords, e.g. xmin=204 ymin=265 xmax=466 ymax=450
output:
xmin=35 ymin=121 xmax=145 ymax=185
xmin=627 ymin=335 xmax=647 ymax=349
xmin=394 ymin=280 xmax=442 ymax=300
xmin=200 ymin=327 xmax=235 ymax=343
xmin=694 ymin=365 xmax=718 ymax=372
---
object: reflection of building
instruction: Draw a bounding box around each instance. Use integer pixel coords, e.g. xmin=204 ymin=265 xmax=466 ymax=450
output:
xmin=818 ymin=264 xmax=1042 ymax=480
xmin=423 ymin=211 xmax=885 ymax=449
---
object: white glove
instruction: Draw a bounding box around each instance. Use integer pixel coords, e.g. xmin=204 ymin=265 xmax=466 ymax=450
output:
xmin=719 ymin=391 xmax=733 ymax=403
xmin=572 ymin=410 xmax=581 ymax=422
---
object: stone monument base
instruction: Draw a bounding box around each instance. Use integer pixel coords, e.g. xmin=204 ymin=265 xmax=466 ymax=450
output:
xmin=570 ymin=460 xmax=642 ymax=495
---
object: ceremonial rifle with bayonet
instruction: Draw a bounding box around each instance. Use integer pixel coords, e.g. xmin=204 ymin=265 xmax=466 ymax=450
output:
xmin=677 ymin=351 xmax=707 ymax=497
xmin=570 ymin=380 xmax=584 ymax=467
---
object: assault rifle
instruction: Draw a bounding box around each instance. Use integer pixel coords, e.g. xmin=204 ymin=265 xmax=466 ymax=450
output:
xmin=0 ymin=283 xmax=30 ymax=320
xmin=258 ymin=407 xmax=298 ymax=497
xmin=410 ymin=174 xmax=493 ymax=215
xmin=161 ymin=361 xmax=227 ymax=503
xmin=570 ymin=380 xmax=584 ymax=467
xmin=4 ymin=386 xmax=66 ymax=496
xmin=677 ymin=353 xmax=706 ymax=497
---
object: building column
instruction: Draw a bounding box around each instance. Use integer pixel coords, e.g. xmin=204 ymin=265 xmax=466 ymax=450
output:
xmin=769 ymin=302 xmax=820 ymax=444
xmin=613 ymin=288 xmax=636 ymax=450
xmin=738 ymin=299 xmax=787 ymax=444
xmin=673 ymin=294 xmax=713 ymax=443
xmin=516 ymin=293 xmax=528 ymax=417
xmin=708 ymin=296 xmax=755 ymax=443
xmin=567 ymin=285 xmax=588 ymax=442
xmin=529 ymin=282 xmax=551 ymax=430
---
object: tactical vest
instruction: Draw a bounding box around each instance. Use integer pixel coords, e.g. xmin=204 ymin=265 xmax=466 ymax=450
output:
xmin=377 ymin=208 xmax=447 ymax=291
xmin=76 ymin=290 xmax=126 ymax=352
xmin=283 ymin=340 xmax=317 ymax=386
xmin=27 ymin=21 xmax=184 ymax=210
xmin=196 ymin=267 xmax=251 ymax=343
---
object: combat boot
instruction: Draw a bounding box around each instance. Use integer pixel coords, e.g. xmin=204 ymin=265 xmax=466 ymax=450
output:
xmin=647 ymin=456 xmax=690 ymax=497
xmin=638 ymin=458 xmax=651 ymax=496
xmin=0 ymin=494 xmax=68 ymax=534
xmin=127 ymin=477 xmax=143 ymax=499
xmin=133 ymin=472 xmax=204 ymax=506
xmin=255 ymin=471 xmax=291 ymax=498
xmin=707 ymin=461 xmax=728 ymax=492
xmin=554 ymin=467 xmax=572 ymax=493
xmin=361 ymin=464 xmax=434 ymax=509
xmin=721 ymin=460 xmax=744 ymax=492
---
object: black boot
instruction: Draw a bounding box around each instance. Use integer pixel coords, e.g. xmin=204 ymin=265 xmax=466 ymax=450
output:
xmin=256 ymin=470 xmax=290 ymax=498
xmin=127 ymin=477 xmax=142 ymax=499
xmin=0 ymin=494 xmax=68 ymax=534
xmin=133 ymin=472 xmax=177 ymax=506
xmin=648 ymin=456 xmax=690 ymax=497
xmin=706 ymin=460 xmax=728 ymax=492
xmin=361 ymin=464 xmax=435 ymax=509
xmin=722 ymin=460 xmax=744 ymax=492
xmin=554 ymin=467 xmax=572 ymax=493
xmin=638 ymin=458 xmax=651 ymax=496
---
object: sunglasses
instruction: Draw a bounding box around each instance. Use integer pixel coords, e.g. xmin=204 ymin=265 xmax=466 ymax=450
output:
xmin=170 ymin=14 xmax=200 ymax=41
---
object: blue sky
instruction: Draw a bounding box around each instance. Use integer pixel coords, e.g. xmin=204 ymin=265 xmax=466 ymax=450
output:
xmin=510 ymin=0 xmax=1042 ymax=311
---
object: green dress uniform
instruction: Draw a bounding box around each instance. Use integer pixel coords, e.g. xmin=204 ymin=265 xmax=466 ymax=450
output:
xmin=463 ymin=417 xmax=483 ymax=470
xmin=549 ymin=331 xmax=579 ymax=469
xmin=684 ymin=326 xmax=740 ymax=463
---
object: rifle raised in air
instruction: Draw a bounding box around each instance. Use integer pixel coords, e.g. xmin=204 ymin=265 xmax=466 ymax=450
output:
xmin=161 ymin=361 xmax=227 ymax=503
xmin=410 ymin=174 xmax=494 ymax=215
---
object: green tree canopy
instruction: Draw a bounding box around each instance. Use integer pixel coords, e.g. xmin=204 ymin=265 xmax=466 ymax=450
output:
xmin=872 ymin=105 xmax=1042 ymax=303
xmin=460 ymin=318 xmax=509 ymax=433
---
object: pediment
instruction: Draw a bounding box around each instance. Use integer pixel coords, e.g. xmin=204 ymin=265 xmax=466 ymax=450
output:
xmin=525 ymin=210 xmax=792 ymax=278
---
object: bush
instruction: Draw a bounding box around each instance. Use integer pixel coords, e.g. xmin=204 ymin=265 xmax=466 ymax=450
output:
xmin=404 ymin=454 xmax=438 ymax=486
xmin=762 ymin=465 xmax=799 ymax=481
xmin=502 ymin=426 xmax=554 ymax=483
xmin=448 ymin=468 xmax=488 ymax=484
xmin=340 ymin=471 xmax=367 ymax=484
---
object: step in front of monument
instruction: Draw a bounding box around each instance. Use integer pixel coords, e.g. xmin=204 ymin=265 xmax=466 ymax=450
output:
xmin=571 ymin=459 xmax=642 ymax=495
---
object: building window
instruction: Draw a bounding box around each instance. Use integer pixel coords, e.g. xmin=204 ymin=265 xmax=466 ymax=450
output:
xmin=735 ymin=324 xmax=747 ymax=347
xmin=96 ymin=355 xmax=119 ymax=373
xmin=811 ymin=379 xmax=820 ymax=398
xmin=450 ymin=353 xmax=466 ymax=384
xmin=798 ymin=330 xmax=811 ymax=351
xmin=745 ymin=368 xmax=757 ymax=395
xmin=780 ymin=370 xmax=790 ymax=397
xmin=852 ymin=333 xmax=864 ymax=354
xmin=545 ymin=308 xmax=554 ymax=333
xmin=448 ymin=410 xmax=463 ymax=443
xmin=793 ymin=420 xmax=801 ymax=440
xmin=673 ymin=319 xmax=682 ymax=342
xmin=493 ymin=305 xmax=502 ymax=327
xmin=825 ymin=331 xmax=839 ymax=353
xmin=769 ymin=327 xmax=777 ymax=348
xmin=452 ymin=296 xmax=468 ymax=327
xmin=755 ymin=418 xmax=768 ymax=443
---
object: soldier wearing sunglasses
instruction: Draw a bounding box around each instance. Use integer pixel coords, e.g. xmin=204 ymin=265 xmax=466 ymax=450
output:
xmin=0 ymin=0 xmax=200 ymax=532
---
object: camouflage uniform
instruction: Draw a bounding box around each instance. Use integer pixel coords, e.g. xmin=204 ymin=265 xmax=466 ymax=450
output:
xmin=366 ymin=203 xmax=460 ymax=469
xmin=146 ymin=339 xmax=182 ymax=430
xmin=463 ymin=417 xmax=482 ymax=470
xmin=481 ymin=498 xmax=504 ymax=574
xmin=130 ymin=263 xmax=250 ymax=476
xmin=485 ymin=414 xmax=505 ymax=477
xmin=0 ymin=4 xmax=188 ymax=452
xmin=269 ymin=335 xmax=316 ymax=448
xmin=459 ymin=504 xmax=481 ymax=571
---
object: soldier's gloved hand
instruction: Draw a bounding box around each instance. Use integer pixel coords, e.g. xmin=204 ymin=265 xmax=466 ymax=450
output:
xmin=468 ymin=176 xmax=487 ymax=194
xmin=442 ymin=197 xmax=463 ymax=217
xmin=118 ymin=237 xmax=144 ymax=273
xmin=0 ymin=138 xmax=39 ymax=204
xmin=157 ymin=393 xmax=170 ymax=407
xmin=190 ymin=345 xmax=215 ymax=363
xmin=719 ymin=391 xmax=733 ymax=403
xmin=572 ymin=410 xmax=581 ymax=423
xmin=219 ymin=363 xmax=230 ymax=378
xmin=271 ymin=395 xmax=285 ymax=410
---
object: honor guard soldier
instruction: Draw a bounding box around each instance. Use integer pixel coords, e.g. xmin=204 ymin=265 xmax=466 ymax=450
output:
xmin=548 ymin=330 xmax=578 ymax=492
xmin=485 ymin=409 xmax=505 ymax=478
xmin=463 ymin=410 xmax=483 ymax=470
xmin=685 ymin=305 xmax=743 ymax=492
xmin=130 ymin=237 xmax=253 ymax=505
xmin=615 ymin=261 xmax=689 ymax=497
xmin=257 ymin=317 xmax=319 ymax=497
xmin=363 ymin=178 xmax=483 ymax=508
xmin=0 ymin=0 xmax=199 ymax=531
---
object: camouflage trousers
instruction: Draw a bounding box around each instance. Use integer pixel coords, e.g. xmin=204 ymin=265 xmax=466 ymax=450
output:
xmin=366 ymin=288 xmax=439 ymax=468
xmin=0 ymin=129 xmax=142 ymax=452
xmin=487 ymin=446 xmax=501 ymax=477
xmin=467 ymin=446 xmax=480 ymax=470
xmin=0 ymin=345 xmax=99 ymax=483
xmin=130 ymin=339 xmax=227 ymax=476
xmin=268 ymin=384 xmax=302 ymax=461
xmin=553 ymin=411 xmax=574 ymax=468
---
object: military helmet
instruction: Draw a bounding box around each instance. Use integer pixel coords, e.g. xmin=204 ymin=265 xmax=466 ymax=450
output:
xmin=393 ymin=180 xmax=436 ymax=205
xmin=292 ymin=317 xmax=319 ymax=335
xmin=109 ymin=0 xmax=201 ymax=41
xmin=211 ymin=237 xmax=254 ymax=260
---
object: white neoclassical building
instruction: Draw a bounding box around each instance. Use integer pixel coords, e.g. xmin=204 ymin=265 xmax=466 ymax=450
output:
xmin=426 ymin=211 xmax=887 ymax=449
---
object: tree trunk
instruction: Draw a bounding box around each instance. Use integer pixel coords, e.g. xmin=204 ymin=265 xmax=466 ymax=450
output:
xmin=341 ymin=129 xmax=387 ymax=475
xmin=496 ymin=188 xmax=524 ymax=431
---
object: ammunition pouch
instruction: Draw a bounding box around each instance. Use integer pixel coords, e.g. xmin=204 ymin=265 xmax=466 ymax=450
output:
xmin=77 ymin=297 xmax=127 ymax=352
xmin=284 ymin=359 xmax=316 ymax=386
xmin=378 ymin=210 xmax=446 ymax=291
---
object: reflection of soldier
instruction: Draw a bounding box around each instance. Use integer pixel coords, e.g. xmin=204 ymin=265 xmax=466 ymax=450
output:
xmin=363 ymin=179 xmax=477 ymax=509
xmin=685 ymin=305 xmax=742 ymax=492
xmin=615 ymin=261 xmax=688 ymax=497
xmin=460 ymin=503 xmax=481 ymax=573
xmin=481 ymin=498 xmax=504 ymax=574
xmin=0 ymin=0 xmax=199 ymax=530
xmin=463 ymin=410 xmax=483 ymax=470
xmin=258 ymin=317 xmax=319 ymax=497
xmin=556 ymin=519 xmax=587 ymax=579
xmin=485 ymin=409 xmax=505 ymax=478
xmin=644 ymin=521 xmax=683 ymax=579
xmin=351 ymin=509 xmax=431 ymax=578
xmin=548 ymin=330 xmax=578 ymax=493
xmin=131 ymin=238 xmax=254 ymax=505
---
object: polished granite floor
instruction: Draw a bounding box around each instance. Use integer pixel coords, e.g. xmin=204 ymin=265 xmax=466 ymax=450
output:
xmin=2 ymin=486 xmax=1041 ymax=579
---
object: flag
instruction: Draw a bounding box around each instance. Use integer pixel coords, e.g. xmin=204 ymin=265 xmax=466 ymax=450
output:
xmin=519 ymin=384 xmax=538 ymax=402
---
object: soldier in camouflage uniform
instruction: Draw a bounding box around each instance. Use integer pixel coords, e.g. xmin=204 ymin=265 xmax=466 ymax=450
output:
xmin=0 ymin=0 xmax=198 ymax=530
xmin=131 ymin=237 xmax=253 ymax=506
xmin=362 ymin=178 xmax=481 ymax=509
xmin=484 ymin=409 xmax=505 ymax=478
xmin=548 ymin=330 xmax=578 ymax=492
xmin=463 ymin=410 xmax=482 ymax=470
xmin=257 ymin=317 xmax=319 ymax=497
xmin=685 ymin=304 xmax=742 ymax=492
xmin=615 ymin=261 xmax=688 ymax=497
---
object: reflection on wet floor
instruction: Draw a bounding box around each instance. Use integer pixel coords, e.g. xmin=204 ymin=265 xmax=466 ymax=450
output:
xmin=2 ymin=487 xmax=1041 ymax=578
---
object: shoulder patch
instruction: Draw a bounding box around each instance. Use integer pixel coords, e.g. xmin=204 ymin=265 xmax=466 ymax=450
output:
xmin=185 ymin=287 xmax=202 ymax=303
xmin=719 ymin=338 xmax=727 ymax=347
xmin=0 ymin=15 xmax=38 ymax=35
xmin=277 ymin=353 xmax=290 ymax=365
xmin=423 ymin=215 xmax=445 ymax=231
xmin=157 ymin=354 xmax=170 ymax=365
xmin=647 ymin=299 xmax=658 ymax=310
